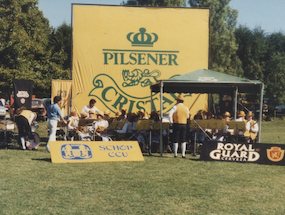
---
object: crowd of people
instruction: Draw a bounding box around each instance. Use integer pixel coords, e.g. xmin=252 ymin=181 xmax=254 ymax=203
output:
xmin=14 ymin=96 xmax=259 ymax=156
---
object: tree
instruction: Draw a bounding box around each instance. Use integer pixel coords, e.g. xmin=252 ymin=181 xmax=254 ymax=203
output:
xmin=189 ymin=0 xmax=243 ymax=77
xmin=262 ymin=32 xmax=285 ymax=105
xmin=263 ymin=52 xmax=285 ymax=106
xmin=121 ymin=0 xmax=186 ymax=7
xmin=0 ymin=0 xmax=69 ymax=98
xmin=49 ymin=23 xmax=72 ymax=70
xmin=235 ymin=26 xmax=267 ymax=81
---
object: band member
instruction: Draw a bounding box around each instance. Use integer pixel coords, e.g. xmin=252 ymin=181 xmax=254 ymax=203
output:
xmin=15 ymin=107 xmax=37 ymax=150
xmin=147 ymin=111 xmax=168 ymax=153
xmin=81 ymin=99 xmax=99 ymax=114
xmin=77 ymin=112 xmax=92 ymax=141
xmin=67 ymin=110 xmax=79 ymax=141
xmin=235 ymin=110 xmax=248 ymax=142
xmin=46 ymin=96 xmax=67 ymax=152
xmin=204 ymin=111 xmax=214 ymax=137
xmin=88 ymin=109 xmax=95 ymax=119
xmin=244 ymin=111 xmax=259 ymax=142
xmin=168 ymin=95 xmax=190 ymax=158
xmin=138 ymin=109 xmax=148 ymax=120
xmin=104 ymin=109 xmax=111 ymax=120
xmin=213 ymin=111 xmax=234 ymax=141
xmin=119 ymin=108 xmax=127 ymax=120
xmin=92 ymin=111 xmax=111 ymax=141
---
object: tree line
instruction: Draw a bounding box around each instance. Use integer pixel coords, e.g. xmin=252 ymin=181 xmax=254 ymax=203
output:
xmin=1 ymin=0 xmax=285 ymax=106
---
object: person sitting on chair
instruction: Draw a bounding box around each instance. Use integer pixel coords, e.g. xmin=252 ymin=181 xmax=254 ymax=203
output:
xmin=138 ymin=109 xmax=148 ymax=120
xmin=235 ymin=110 xmax=248 ymax=142
xmin=92 ymin=111 xmax=111 ymax=141
xmin=77 ymin=112 xmax=92 ymax=141
xmin=116 ymin=112 xmax=136 ymax=139
xmin=244 ymin=111 xmax=258 ymax=143
xmin=67 ymin=110 xmax=79 ymax=141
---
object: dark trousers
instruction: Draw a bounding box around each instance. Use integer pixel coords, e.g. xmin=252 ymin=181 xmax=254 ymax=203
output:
xmin=173 ymin=123 xmax=187 ymax=143
xmin=15 ymin=115 xmax=33 ymax=139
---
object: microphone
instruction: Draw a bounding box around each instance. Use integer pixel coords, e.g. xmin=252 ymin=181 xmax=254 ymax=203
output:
xmin=76 ymin=92 xmax=83 ymax=94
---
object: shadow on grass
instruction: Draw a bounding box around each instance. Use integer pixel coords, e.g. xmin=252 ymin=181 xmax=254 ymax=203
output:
xmin=32 ymin=158 xmax=51 ymax=162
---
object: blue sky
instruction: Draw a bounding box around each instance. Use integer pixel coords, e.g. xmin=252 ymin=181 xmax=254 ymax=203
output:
xmin=38 ymin=0 xmax=285 ymax=34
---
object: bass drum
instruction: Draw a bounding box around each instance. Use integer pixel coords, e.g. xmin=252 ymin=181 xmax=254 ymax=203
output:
xmin=26 ymin=132 xmax=41 ymax=149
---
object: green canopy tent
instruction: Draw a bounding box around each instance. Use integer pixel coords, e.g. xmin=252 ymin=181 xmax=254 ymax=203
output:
xmin=150 ymin=69 xmax=264 ymax=156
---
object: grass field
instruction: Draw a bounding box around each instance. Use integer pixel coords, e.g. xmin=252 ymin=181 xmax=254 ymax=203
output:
xmin=0 ymin=120 xmax=285 ymax=214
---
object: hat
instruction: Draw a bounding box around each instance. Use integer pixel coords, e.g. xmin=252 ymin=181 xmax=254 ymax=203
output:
xmin=89 ymin=109 xmax=95 ymax=114
xmin=81 ymin=112 xmax=87 ymax=118
xmin=223 ymin=111 xmax=231 ymax=117
xmin=138 ymin=109 xmax=144 ymax=113
xmin=175 ymin=95 xmax=184 ymax=101
xmin=96 ymin=111 xmax=104 ymax=116
xmin=104 ymin=109 xmax=111 ymax=116
xmin=71 ymin=110 xmax=77 ymax=116
xmin=238 ymin=111 xmax=246 ymax=117
xmin=247 ymin=111 xmax=254 ymax=117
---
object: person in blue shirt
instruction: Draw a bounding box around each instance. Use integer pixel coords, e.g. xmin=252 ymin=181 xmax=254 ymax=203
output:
xmin=46 ymin=96 xmax=67 ymax=152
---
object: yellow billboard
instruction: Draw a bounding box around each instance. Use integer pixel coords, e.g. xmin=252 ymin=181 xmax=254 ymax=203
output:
xmin=51 ymin=80 xmax=72 ymax=116
xmin=49 ymin=141 xmax=144 ymax=163
xmin=72 ymin=5 xmax=209 ymax=116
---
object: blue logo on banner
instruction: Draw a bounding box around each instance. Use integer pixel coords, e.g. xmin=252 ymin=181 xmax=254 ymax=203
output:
xmin=61 ymin=144 xmax=92 ymax=160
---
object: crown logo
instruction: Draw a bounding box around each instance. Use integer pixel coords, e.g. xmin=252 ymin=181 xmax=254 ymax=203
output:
xmin=127 ymin=28 xmax=158 ymax=47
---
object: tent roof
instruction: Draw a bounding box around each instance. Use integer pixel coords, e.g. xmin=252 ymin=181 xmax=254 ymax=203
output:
xmin=150 ymin=69 xmax=263 ymax=94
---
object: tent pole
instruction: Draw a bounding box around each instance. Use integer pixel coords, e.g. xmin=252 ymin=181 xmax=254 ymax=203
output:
xmin=234 ymin=86 xmax=238 ymax=120
xmin=149 ymin=86 xmax=153 ymax=155
xmin=258 ymin=83 xmax=264 ymax=143
xmin=160 ymin=81 xmax=163 ymax=157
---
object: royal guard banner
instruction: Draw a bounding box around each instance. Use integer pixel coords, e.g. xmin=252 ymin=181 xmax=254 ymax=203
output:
xmin=72 ymin=5 xmax=209 ymax=115
xmin=49 ymin=141 xmax=144 ymax=163
xmin=13 ymin=79 xmax=33 ymax=111
xmin=51 ymin=80 xmax=72 ymax=117
xmin=200 ymin=141 xmax=285 ymax=166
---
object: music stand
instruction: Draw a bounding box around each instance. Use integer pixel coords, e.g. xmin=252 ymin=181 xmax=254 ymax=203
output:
xmin=116 ymin=121 xmax=127 ymax=130
xmin=228 ymin=121 xmax=246 ymax=130
xmin=207 ymin=120 xmax=225 ymax=130
xmin=152 ymin=122 xmax=169 ymax=130
xmin=135 ymin=119 xmax=154 ymax=130
xmin=108 ymin=121 xmax=119 ymax=130
xmin=78 ymin=119 xmax=96 ymax=127
xmin=228 ymin=121 xmax=246 ymax=142
xmin=190 ymin=120 xmax=208 ymax=129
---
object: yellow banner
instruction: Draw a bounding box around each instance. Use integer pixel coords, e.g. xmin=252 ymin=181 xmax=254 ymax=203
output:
xmin=49 ymin=141 xmax=144 ymax=163
xmin=51 ymin=80 xmax=72 ymax=116
xmin=72 ymin=5 xmax=209 ymax=116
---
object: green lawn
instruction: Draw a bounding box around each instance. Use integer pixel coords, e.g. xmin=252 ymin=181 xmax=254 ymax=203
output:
xmin=0 ymin=120 xmax=285 ymax=214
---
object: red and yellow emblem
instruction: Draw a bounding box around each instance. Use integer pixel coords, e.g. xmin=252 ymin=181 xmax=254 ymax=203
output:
xmin=267 ymin=147 xmax=285 ymax=162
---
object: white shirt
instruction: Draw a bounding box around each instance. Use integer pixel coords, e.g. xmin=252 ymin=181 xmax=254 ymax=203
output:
xmin=81 ymin=105 xmax=99 ymax=114
xmin=68 ymin=116 xmax=79 ymax=130
xmin=246 ymin=119 xmax=258 ymax=133
xmin=236 ymin=117 xmax=245 ymax=135
xmin=117 ymin=121 xmax=136 ymax=134
xmin=93 ymin=119 xmax=109 ymax=131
